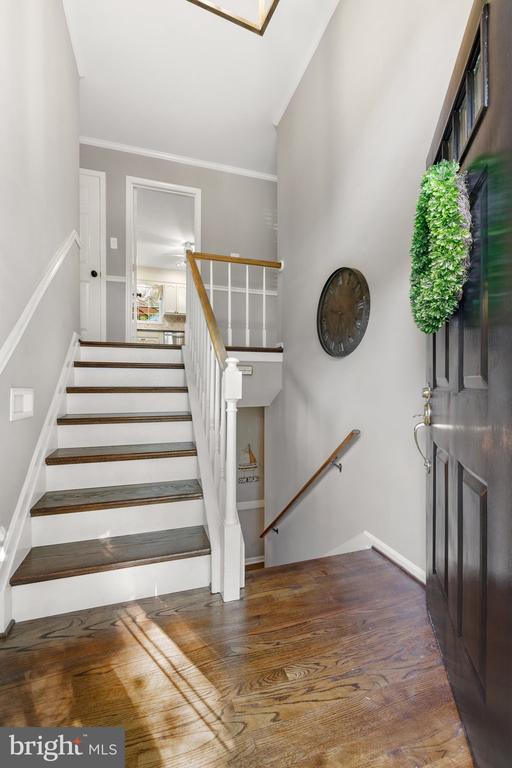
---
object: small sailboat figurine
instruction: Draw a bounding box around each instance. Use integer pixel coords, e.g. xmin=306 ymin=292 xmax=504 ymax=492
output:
xmin=238 ymin=443 xmax=258 ymax=470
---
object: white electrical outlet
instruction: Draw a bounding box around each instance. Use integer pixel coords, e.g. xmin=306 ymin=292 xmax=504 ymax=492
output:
xmin=10 ymin=388 xmax=34 ymax=421
xmin=110 ymin=237 xmax=118 ymax=250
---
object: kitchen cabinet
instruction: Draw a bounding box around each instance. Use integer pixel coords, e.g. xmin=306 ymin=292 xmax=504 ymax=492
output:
xmin=177 ymin=285 xmax=186 ymax=314
xmin=163 ymin=283 xmax=186 ymax=314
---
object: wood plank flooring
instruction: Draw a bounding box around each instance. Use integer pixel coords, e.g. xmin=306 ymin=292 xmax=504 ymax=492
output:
xmin=10 ymin=526 xmax=210 ymax=585
xmin=0 ymin=550 xmax=472 ymax=767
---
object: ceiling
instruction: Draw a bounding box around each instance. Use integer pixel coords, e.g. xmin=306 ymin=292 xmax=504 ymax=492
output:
xmin=64 ymin=0 xmax=341 ymax=175
xmin=136 ymin=188 xmax=195 ymax=269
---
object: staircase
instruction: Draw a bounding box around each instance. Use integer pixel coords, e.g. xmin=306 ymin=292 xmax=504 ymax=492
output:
xmin=10 ymin=340 xmax=212 ymax=622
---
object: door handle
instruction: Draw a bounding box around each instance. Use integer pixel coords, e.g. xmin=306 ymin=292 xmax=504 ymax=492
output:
xmin=91 ymin=270 xmax=98 ymax=278
xmin=414 ymin=422 xmax=432 ymax=473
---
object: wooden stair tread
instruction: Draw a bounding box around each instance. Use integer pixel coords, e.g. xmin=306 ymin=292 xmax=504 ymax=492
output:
xmin=45 ymin=442 xmax=197 ymax=465
xmin=226 ymin=345 xmax=283 ymax=353
xmin=67 ymin=386 xmax=188 ymax=394
xmin=10 ymin=526 xmax=210 ymax=585
xmin=74 ymin=361 xmax=184 ymax=369
xmin=31 ymin=479 xmax=203 ymax=516
xmin=57 ymin=412 xmax=192 ymax=425
xmin=80 ymin=340 xmax=182 ymax=350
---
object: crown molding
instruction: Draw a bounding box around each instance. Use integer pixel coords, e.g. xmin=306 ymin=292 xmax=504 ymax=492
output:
xmin=79 ymin=137 xmax=278 ymax=183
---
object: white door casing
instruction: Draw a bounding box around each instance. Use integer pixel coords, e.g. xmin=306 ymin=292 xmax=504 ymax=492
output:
xmin=80 ymin=169 xmax=106 ymax=341
xmin=125 ymin=177 xmax=201 ymax=342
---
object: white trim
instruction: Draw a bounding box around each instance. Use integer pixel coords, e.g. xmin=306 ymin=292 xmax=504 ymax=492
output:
xmin=0 ymin=230 xmax=80 ymax=378
xmin=363 ymin=531 xmax=426 ymax=585
xmin=80 ymin=136 xmax=278 ymax=183
xmin=126 ymin=177 xmax=202 ymax=342
xmin=272 ymin=0 xmax=341 ymax=126
xmin=245 ymin=556 xmax=264 ymax=566
xmin=233 ymin=350 xmax=283 ymax=363
xmin=80 ymin=169 xmax=107 ymax=341
xmin=182 ymin=344 xmax=222 ymax=595
xmin=0 ymin=333 xmax=80 ymax=632
xmin=105 ymin=275 xmax=127 ymax=283
xmin=326 ymin=530 xmax=426 ymax=585
xmin=237 ymin=500 xmax=264 ymax=512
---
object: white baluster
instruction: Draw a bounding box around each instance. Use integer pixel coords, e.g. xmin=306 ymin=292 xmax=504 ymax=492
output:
xmin=209 ymin=260 xmax=214 ymax=309
xmin=223 ymin=357 xmax=242 ymax=601
xmin=262 ymin=267 xmax=267 ymax=347
xmin=214 ymin=361 xmax=221 ymax=482
xmin=208 ymin=345 xmax=215 ymax=458
xmin=220 ymin=373 xmax=226 ymax=488
xmin=245 ymin=265 xmax=250 ymax=347
xmin=227 ymin=263 xmax=233 ymax=346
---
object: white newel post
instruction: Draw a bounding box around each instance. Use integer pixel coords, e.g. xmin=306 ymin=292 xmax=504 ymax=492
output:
xmin=222 ymin=357 xmax=243 ymax=602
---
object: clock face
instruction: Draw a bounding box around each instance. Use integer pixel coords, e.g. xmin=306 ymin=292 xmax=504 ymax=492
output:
xmin=317 ymin=268 xmax=370 ymax=357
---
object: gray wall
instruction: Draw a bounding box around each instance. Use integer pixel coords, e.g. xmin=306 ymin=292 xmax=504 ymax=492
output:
xmin=0 ymin=0 xmax=79 ymax=348
xmin=265 ymin=0 xmax=474 ymax=570
xmin=79 ymin=145 xmax=278 ymax=340
xmin=0 ymin=0 xmax=79 ymax=534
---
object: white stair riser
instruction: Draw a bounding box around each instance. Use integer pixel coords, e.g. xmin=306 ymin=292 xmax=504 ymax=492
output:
xmin=32 ymin=499 xmax=206 ymax=545
xmin=74 ymin=367 xmax=186 ymax=387
xmin=12 ymin=555 xmax=211 ymax=622
xmin=80 ymin=347 xmax=183 ymax=363
xmin=58 ymin=420 xmax=194 ymax=448
xmin=66 ymin=392 xmax=189 ymax=413
xmin=46 ymin=456 xmax=199 ymax=490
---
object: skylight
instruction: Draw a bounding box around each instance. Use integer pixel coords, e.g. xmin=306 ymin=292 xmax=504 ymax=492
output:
xmin=185 ymin=0 xmax=281 ymax=35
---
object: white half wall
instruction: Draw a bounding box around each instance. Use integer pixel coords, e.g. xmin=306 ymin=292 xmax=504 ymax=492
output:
xmin=265 ymin=0 xmax=475 ymax=571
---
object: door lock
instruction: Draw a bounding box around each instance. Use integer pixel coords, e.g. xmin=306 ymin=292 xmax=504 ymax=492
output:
xmin=91 ymin=270 xmax=98 ymax=278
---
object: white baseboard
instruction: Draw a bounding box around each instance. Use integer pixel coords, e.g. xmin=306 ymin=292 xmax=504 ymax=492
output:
xmin=327 ymin=530 xmax=426 ymax=585
xmin=245 ymin=556 xmax=264 ymax=566
xmin=0 ymin=333 xmax=80 ymax=632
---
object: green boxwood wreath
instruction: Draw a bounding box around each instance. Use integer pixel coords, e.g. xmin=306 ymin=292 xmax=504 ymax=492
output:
xmin=410 ymin=160 xmax=472 ymax=334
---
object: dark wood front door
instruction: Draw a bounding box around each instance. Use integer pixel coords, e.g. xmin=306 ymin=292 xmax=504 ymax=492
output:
xmin=425 ymin=2 xmax=512 ymax=767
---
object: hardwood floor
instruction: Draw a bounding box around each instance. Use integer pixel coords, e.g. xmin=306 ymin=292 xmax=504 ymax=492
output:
xmin=0 ymin=550 xmax=473 ymax=767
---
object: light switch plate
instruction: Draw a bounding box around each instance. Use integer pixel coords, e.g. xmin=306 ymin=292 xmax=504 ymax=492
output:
xmin=110 ymin=237 xmax=118 ymax=250
xmin=10 ymin=388 xmax=34 ymax=421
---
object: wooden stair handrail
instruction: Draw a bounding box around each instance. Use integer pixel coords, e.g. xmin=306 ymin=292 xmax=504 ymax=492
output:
xmin=192 ymin=252 xmax=283 ymax=270
xmin=187 ymin=251 xmax=228 ymax=370
xmin=187 ymin=250 xmax=283 ymax=369
xmin=260 ymin=429 xmax=361 ymax=538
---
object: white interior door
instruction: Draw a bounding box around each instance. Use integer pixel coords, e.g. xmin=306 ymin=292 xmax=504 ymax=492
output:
xmin=80 ymin=169 xmax=106 ymax=341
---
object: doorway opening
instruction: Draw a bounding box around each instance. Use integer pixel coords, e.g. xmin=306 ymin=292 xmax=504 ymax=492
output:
xmin=125 ymin=177 xmax=201 ymax=344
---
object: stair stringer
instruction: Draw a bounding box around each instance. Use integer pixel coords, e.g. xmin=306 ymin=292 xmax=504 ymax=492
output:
xmin=182 ymin=345 xmax=222 ymax=594
xmin=0 ymin=332 xmax=79 ymax=633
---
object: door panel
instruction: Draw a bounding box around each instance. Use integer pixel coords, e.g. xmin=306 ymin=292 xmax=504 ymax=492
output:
xmin=424 ymin=2 xmax=512 ymax=766
xmin=460 ymin=466 xmax=487 ymax=695
xmin=80 ymin=170 xmax=105 ymax=341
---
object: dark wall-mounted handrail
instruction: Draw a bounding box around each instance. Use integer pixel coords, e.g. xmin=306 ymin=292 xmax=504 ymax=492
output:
xmin=260 ymin=429 xmax=361 ymax=538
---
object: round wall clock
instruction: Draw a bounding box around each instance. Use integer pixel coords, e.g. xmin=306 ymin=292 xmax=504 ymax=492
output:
xmin=317 ymin=267 xmax=370 ymax=357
